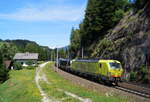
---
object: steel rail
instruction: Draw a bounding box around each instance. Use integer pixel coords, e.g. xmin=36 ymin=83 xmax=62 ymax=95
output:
xmin=115 ymin=86 xmax=150 ymax=98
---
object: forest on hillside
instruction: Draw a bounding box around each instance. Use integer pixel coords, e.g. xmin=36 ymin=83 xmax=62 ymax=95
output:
xmin=0 ymin=39 xmax=52 ymax=61
xmin=0 ymin=39 xmax=68 ymax=82
xmin=70 ymin=0 xmax=144 ymax=58
xmin=69 ymin=0 xmax=150 ymax=83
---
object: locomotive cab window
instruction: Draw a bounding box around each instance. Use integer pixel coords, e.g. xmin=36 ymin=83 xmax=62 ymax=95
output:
xmin=109 ymin=62 xmax=121 ymax=69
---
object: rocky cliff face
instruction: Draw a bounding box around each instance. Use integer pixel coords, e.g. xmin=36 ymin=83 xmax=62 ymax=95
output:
xmin=92 ymin=1 xmax=150 ymax=70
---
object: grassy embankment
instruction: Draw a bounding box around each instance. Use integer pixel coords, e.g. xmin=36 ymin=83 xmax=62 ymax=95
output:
xmin=0 ymin=62 xmax=132 ymax=102
xmin=0 ymin=69 xmax=41 ymax=102
xmin=39 ymin=62 xmax=131 ymax=102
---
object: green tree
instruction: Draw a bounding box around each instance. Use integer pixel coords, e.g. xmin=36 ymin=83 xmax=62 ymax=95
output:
xmin=81 ymin=0 xmax=129 ymax=47
xmin=0 ymin=51 xmax=9 ymax=83
xmin=58 ymin=49 xmax=68 ymax=58
xmin=70 ymin=28 xmax=81 ymax=58
xmin=134 ymin=0 xmax=142 ymax=9
xmin=0 ymin=42 xmax=18 ymax=60
xmin=26 ymin=60 xmax=34 ymax=66
xmin=39 ymin=47 xmax=51 ymax=61
xmin=13 ymin=62 xmax=23 ymax=70
xmin=25 ymin=43 xmax=39 ymax=53
xmin=133 ymin=0 xmax=149 ymax=10
xmin=0 ymin=50 xmax=3 ymax=64
xmin=25 ymin=43 xmax=51 ymax=61
xmin=69 ymin=0 xmax=130 ymax=58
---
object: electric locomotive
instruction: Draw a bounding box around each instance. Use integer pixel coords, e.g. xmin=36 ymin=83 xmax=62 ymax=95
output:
xmin=71 ymin=59 xmax=123 ymax=84
xmin=57 ymin=58 xmax=123 ymax=85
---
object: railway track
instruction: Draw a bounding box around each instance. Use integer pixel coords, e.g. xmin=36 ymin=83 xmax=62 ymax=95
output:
xmin=54 ymin=66 xmax=150 ymax=99
xmin=115 ymin=86 xmax=150 ymax=98
xmin=117 ymin=82 xmax=150 ymax=98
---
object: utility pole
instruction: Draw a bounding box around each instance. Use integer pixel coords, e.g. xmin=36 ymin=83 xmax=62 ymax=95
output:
xmin=56 ymin=48 xmax=58 ymax=69
xmin=54 ymin=47 xmax=59 ymax=72
xmin=47 ymin=50 xmax=49 ymax=61
xmin=82 ymin=47 xmax=84 ymax=58
xmin=51 ymin=51 xmax=53 ymax=61
xmin=68 ymin=49 xmax=70 ymax=59
xmin=53 ymin=50 xmax=55 ymax=61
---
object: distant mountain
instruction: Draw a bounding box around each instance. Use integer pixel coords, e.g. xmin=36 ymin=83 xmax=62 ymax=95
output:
xmin=58 ymin=45 xmax=69 ymax=51
xmin=1 ymin=39 xmax=51 ymax=50
xmin=61 ymin=45 xmax=69 ymax=50
xmin=5 ymin=39 xmax=37 ymax=49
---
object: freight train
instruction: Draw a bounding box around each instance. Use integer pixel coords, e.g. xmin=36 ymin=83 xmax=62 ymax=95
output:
xmin=57 ymin=58 xmax=124 ymax=85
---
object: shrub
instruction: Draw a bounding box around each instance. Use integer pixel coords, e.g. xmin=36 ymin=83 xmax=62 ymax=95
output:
xmin=0 ymin=65 xmax=9 ymax=83
xmin=13 ymin=62 xmax=23 ymax=70
xmin=140 ymin=65 xmax=148 ymax=75
xmin=26 ymin=60 xmax=34 ymax=66
xmin=128 ymin=32 xmax=134 ymax=37
xmin=143 ymin=75 xmax=150 ymax=84
xmin=37 ymin=61 xmax=44 ymax=65
xmin=92 ymin=38 xmax=113 ymax=56
xmin=130 ymin=71 xmax=137 ymax=81
xmin=25 ymin=66 xmax=35 ymax=70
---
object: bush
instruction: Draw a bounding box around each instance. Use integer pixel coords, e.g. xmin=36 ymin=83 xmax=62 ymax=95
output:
xmin=0 ymin=65 xmax=9 ymax=83
xmin=143 ymin=75 xmax=150 ymax=84
xmin=130 ymin=71 xmax=137 ymax=81
xmin=92 ymin=38 xmax=113 ymax=57
xmin=26 ymin=60 xmax=34 ymax=66
xmin=140 ymin=65 xmax=148 ymax=75
xmin=37 ymin=61 xmax=44 ymax=65
xmin=13 ymin=62 xmax=23 ymax=70
xmin=25 ymin=66 xmax=35 ymax=70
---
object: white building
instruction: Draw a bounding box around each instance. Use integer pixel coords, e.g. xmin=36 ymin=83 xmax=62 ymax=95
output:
xmin=13 ymin=52 xmax=39 ymax=66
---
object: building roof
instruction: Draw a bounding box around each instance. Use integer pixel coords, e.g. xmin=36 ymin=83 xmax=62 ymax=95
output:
xmin=13 ymin=52 xmax=38 ymax=60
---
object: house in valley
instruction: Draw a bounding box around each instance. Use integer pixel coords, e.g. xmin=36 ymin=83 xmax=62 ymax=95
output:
xmin=13 ymin=52 xmax=39 ymax=66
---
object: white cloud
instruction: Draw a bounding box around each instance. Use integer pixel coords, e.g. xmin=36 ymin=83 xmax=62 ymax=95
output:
xmin=0 ymin=4 xmax=85 ymax=22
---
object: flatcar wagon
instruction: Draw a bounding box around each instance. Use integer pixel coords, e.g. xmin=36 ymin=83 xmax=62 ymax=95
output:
xmin=71 ymin=59 xmax=123 ymax=85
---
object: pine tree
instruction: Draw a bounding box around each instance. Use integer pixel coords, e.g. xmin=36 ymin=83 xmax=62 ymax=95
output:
xmin=69 ymin=0 xmax=130 ymax=58
xmin=135 ymin=0 xmax=142 ymax=9
xmin=80 ymin=0 xmax=129 ymax=47
xmin=0 ymin=51 xmax=3 ymax=65
xmin=0 ymin=51 xmax=8 ymax=83
xmin=134 ymin=0 xmax=148 ymax=9
xmin=70 ymin=28 xmax=81 ymax=58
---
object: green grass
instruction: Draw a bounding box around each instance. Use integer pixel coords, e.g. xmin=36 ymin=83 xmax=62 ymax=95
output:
xmin=0 ymin=69 xmax=41 ymax=102
xmin=0 ymin=62 xmax=134 ymax=102
xmin=37 ymin=61 xmax=45 ymax=65
xmin=39 ymin=62 xmax=131 ymax=102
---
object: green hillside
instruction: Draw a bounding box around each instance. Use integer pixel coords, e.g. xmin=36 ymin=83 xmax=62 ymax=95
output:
xmin=0 ymin=39 xmax=52 ymax=61
xmin=69 ymin=0 xmax=150 ymax=83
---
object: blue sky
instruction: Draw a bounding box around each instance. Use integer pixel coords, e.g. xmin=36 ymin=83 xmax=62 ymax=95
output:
xmin=0 ymin=0 xmax=87 ymax=48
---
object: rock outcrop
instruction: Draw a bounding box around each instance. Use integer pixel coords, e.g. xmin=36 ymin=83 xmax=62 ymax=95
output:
xmin=92 ymin=1 xmax=150 ymax=70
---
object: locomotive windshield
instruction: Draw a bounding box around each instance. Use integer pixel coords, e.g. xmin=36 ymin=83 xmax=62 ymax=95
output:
xmin=109 ymin=62 xmax=121 ymax=69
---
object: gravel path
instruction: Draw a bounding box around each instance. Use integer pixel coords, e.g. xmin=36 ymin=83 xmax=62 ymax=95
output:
xmin=35 ymin=62 xmax=92 ymax=102
xmin=35 ymin=62 xmax=56 ymax=102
